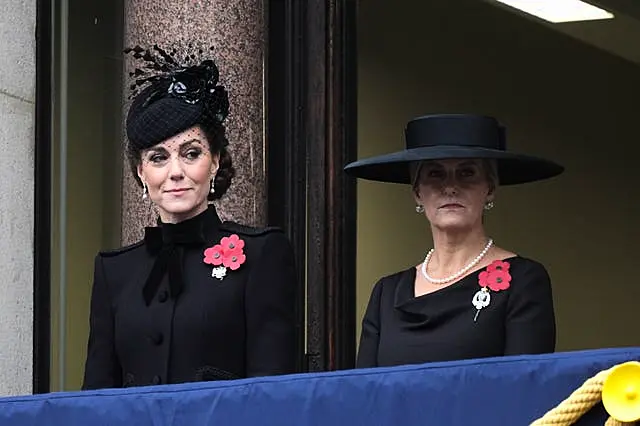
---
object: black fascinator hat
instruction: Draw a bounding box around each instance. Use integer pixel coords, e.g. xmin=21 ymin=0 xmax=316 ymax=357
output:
xmin=344 ymin=114 xmax=564 ymax=185
xmin=124 ymin=45 xmax=230 ymax=151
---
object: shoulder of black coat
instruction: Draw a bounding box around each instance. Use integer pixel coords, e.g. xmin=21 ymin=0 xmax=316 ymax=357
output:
xmin=219 ymin=221 xmax=284 ymax=238
xmin=98 ymin=240 xmax=145 ymax=258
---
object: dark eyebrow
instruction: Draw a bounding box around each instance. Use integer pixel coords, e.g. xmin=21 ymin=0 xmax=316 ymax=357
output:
xmin=180 ymin=139 xmax=204 ymax=147
xmin=147 ymin=139 xmax=204 ymax=153
xmin=145 ymin=147 xmax=165 ymax=154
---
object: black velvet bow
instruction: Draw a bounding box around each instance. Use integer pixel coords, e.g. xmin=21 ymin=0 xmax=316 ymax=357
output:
xmin=142 ymin=215 xmax=207 ymax=306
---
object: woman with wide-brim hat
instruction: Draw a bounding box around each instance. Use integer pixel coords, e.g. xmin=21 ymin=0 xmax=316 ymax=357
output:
xmin=345 ymin=114 xmax=564 ymax=368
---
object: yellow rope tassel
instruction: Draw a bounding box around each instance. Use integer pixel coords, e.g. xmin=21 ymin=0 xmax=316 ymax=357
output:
xmin=530 ymin=366 xmax=636 ymax=426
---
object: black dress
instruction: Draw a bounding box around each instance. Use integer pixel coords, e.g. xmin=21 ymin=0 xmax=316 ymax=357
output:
xmin=82 ymin=205 xmax=298 ymax=390
xmin=356 ymin=256 xmax=556 ymax=368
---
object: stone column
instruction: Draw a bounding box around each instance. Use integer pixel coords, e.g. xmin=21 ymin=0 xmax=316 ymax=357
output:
xmin=0 ymin=0 xmax=36 ymax=396
xmin=121 ymin=0 xmax=266 ymax=244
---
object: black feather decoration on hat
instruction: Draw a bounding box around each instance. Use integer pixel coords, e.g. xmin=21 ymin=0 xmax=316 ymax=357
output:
xmin=124 ymin=44 xmax=230 ymax=151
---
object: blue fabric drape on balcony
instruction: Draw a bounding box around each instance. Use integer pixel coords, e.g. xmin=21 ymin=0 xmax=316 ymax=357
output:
xmin=1 ymin=347 xmax=639 ymax=425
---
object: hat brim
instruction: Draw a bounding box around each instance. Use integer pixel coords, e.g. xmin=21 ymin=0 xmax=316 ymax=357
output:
xmin=343 ymin=146 xmax=564 ymax=185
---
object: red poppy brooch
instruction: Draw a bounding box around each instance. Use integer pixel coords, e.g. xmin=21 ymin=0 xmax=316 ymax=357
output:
xmin=472 ymin=260 xmax=511 ymax=322
xmin=203 ymin=234 xmax=247 ymax=280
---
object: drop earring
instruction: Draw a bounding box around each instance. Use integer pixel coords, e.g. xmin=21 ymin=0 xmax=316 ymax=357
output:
xmin=210 ymin=178 xmax=215 ymax=194
xmin=142 ymin=182 xmax=148 ymax=199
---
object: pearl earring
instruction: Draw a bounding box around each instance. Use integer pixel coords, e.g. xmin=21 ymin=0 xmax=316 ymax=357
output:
xmin=415 ymin=205 xmax=425 ymax=213
xmin=210 ymin=178 xmax=215 ymax=194
xmin=142 ymin=183 xmax=148 ymax=199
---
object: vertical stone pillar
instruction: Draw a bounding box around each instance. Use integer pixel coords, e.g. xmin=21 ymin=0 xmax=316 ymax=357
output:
xmin=121 ymin=0 xmax=266 ymax=244
xmin=0 ymin=0 xmax=36 ymax=396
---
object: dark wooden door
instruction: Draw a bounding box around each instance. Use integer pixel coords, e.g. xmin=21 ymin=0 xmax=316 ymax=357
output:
xmin=266 ymin=0 xmax=359 ymax=372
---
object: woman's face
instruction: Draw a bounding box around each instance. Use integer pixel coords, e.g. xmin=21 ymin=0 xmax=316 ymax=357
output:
xmin=414 ymin=159 xmax=494 ymax=232
xmin=137 ymin=125 xmax=219 ymax=223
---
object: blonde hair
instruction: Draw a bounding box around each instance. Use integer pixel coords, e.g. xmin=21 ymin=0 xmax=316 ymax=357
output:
xmin=485 ymin=159 xmax=498 ymax=193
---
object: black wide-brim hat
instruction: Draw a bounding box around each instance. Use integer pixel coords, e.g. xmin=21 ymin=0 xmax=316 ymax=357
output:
xmin=344 ymin=114 xmax=564 ymax=185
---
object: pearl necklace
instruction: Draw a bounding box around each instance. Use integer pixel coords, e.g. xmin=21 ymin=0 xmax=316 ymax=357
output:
xmin=421 ymin=239 xmax=494 ymax=284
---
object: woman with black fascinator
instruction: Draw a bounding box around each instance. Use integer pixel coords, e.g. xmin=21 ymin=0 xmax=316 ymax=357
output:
xmin=82 ymin=45 xmax=298 ymax=390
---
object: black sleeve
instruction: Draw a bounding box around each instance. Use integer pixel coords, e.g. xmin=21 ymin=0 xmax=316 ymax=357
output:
xmin=504 ymin=261 xmax=556 ymax=355
xmin=82 ymin=255 xmax=122 ymax=390
xmin=245 ymin=232 xmax=298 ymax=377
xmin=356 ymin=278 xmax=384 ymax=368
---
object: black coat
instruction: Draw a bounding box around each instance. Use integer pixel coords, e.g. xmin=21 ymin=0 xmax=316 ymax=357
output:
xmin=356 ymin=256 xmax=556 ymax=368
xmin=82 ymin=206 xmax=298 ymax=390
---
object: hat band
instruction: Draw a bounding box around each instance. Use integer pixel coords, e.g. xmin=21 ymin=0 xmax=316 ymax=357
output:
xmin=405 ymin=125 xmax=506 ymax=151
